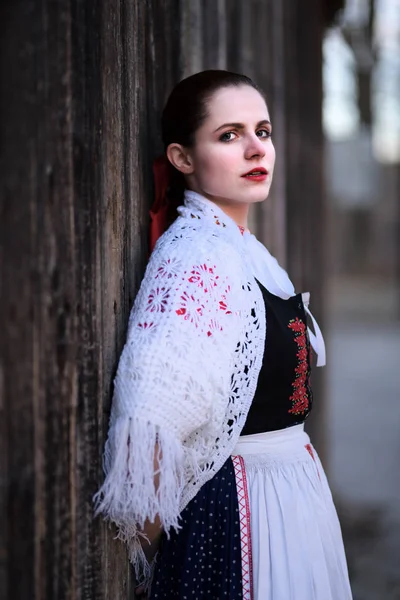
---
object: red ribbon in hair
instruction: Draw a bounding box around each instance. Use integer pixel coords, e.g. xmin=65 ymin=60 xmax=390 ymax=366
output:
xmin=150 ymin=155 xmax=171 ymax=253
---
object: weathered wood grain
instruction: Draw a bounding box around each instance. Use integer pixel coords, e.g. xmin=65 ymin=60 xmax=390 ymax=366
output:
xmin=1 ymin=1 xmax=343 ymax=597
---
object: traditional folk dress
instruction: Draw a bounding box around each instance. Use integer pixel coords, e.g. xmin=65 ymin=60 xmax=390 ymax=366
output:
xmin=94 ymin=190 xmax=352 ymax=600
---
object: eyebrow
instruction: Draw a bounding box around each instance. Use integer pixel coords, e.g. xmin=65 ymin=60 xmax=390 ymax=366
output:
xmin=213 ymin=119 xmax=271 ymax=133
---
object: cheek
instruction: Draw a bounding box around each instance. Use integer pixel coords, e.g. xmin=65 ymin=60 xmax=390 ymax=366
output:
xmin=195 ymin=147 xmax=238 ymax=178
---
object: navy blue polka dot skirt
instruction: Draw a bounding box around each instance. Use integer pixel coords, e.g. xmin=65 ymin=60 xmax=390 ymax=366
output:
xmin=150 ymin=458 xmax=243 ymax=599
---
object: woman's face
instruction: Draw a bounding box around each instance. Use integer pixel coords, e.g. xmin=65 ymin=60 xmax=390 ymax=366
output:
xmin=187 ymin=85 xmax=275 ymax=207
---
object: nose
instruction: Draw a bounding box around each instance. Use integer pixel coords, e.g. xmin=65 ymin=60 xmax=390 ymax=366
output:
xmin=244 ymin=134 xmax=266 ymax=160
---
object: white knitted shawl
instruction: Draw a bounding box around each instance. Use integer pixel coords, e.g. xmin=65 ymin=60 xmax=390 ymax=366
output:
xmin=94 ymin=190 xmax=325 ymax=577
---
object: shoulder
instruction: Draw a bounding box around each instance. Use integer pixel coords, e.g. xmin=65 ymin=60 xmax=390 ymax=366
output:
xmin=130 ymin=217 xmax=246 ymax=328
xmin=125 ymin=215 xmax=246 ymax=356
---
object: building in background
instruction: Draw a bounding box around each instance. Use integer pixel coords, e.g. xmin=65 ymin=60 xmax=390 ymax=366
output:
xmin=324 ymin=0 xmax=400 ymax=284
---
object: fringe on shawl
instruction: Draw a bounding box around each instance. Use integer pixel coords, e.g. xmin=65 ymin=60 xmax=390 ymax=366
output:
xmin=93 ymin=415 xmax=189 ymax=581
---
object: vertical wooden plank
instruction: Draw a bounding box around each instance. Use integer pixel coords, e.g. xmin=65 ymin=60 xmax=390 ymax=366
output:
xmin=145 ymin=0 xmax=182 ymax=153
xmin=236 ymin=0 xmax=256 ymax=80
xmin=225 ymin=0 xmax=242 ymax=70
xmin=266 ymin=0 xmax=288 ymax=265
xmin=202 ymin=0 xmax=227 ymax=70
xmin=40 ymin=0 xmax=77 ymax=592
xmin=70 ymin=0 xmax=108 ymax=596
xmin=0 ymin=3 xmax=39 ymax=595
xmin=98 ymin=1 xmax=134 ymax=596
xmin=1 ymin=0 xmax=78 ymax=597
xmin=180 ymin=0 xmax=204 ymax=77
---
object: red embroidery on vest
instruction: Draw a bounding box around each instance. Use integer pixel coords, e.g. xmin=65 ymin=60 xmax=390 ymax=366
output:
xmin=288 ymin=317 xmax=310 ymax=415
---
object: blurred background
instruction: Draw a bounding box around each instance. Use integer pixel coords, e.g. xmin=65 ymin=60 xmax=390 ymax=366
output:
xmin=324 ymin=1 xmax=400 ymax=598
xmin=1 ymin=0 xmax=399 ymax=598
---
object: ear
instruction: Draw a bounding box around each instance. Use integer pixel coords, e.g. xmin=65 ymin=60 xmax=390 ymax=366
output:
xmin=166 ymin=143 xmax=194 ymax=175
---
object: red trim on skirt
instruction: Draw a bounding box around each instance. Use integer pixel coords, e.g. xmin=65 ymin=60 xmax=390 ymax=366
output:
xmin=232 ymin=454 xmax=254 ymax=600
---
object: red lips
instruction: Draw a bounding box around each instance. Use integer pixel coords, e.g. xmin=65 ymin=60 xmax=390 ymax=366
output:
xmin=241 ymin=167 xmax=268 ymax=177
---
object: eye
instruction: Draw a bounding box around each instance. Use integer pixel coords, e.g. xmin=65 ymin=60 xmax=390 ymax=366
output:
xmin=256 ymin=129 xmax=272 ymax=139
xmin=219 ymin=131 xmax=237 ymax=142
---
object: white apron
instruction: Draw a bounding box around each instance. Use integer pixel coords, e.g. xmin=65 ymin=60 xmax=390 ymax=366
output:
xmin=232 ymin=424 xmax=353 ymax=600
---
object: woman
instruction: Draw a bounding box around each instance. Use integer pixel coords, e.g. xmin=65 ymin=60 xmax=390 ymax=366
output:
xmin=95 ymin=70 xmax=352 ymax=599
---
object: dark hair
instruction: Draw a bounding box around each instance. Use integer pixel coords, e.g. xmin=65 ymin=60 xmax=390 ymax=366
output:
xmin=161 ymin=70 xmax=264 ymax=211
xmin=162 ymin=70 xmax=263 ymax=149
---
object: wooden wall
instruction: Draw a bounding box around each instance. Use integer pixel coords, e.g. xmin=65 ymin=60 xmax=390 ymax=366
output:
xmin=0 ymin=0 xmax=341 ymax=598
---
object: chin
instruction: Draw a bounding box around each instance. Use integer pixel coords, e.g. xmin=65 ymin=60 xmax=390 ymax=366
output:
xmin=248 ymin=190 xmax=270 ymax=204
